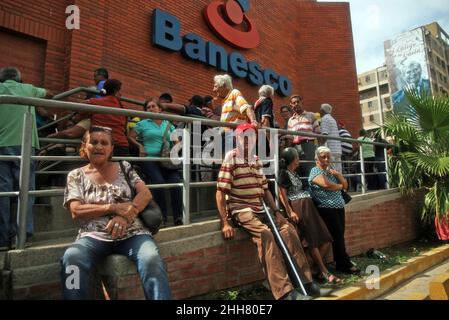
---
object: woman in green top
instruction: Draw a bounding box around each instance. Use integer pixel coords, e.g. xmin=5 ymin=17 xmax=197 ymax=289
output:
xmin=128 ymin=98 xmax=183 ymax=227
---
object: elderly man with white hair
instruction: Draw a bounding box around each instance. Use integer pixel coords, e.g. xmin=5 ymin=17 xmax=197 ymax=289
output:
xmin=212 ymin=74 xmax=259 ymax=153
xmin=319 ymin=103 xmax=342 ymax=173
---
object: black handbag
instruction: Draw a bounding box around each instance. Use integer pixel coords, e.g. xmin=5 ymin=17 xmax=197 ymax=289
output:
xmin=341 ymin=190 xmax=352 ymax=204
xmin=119 ymin=161 xmax=163 ymax=235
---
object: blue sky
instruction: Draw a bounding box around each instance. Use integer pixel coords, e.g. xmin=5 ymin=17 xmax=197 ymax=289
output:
xmin=318 ymin=0 xmax=449 ymax=74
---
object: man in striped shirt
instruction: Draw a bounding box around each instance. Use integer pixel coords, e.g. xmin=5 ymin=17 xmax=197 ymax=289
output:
xmin=287 ymin=95 xmax=320 ymax=183
xmin=212 ymin=74 xmax=259 ymax=154
xmin=216 ymin=123 xmax=331 ymax=300
xmin=319 ymin=104 xmax=342 ymax=173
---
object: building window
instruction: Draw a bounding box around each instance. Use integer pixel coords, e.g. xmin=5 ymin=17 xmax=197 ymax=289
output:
xmin=431 ymin=69 xmax=437 ymax=78
xmin=369 ymin=115 xmax=375 ymax=122
xmin=368 ymin=101 xmax=373 ymax=109
xmin=365 ymin=75 xmax=371 ymax=82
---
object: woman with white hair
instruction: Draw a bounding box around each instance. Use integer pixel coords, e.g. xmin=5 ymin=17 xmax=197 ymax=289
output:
xmin=212 ymin=74 xmax=259 ymax=151
xmin=254 ymin=85 xmax=274 ymax=128
xmin=308 ymin=146 xmax=360 ymax=275
xmin=254 ymin=84 xmax=275 ymax=158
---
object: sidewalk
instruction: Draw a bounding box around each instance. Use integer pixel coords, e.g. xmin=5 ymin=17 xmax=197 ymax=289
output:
xmin=378 ymin=258 xmax=449 ymax=300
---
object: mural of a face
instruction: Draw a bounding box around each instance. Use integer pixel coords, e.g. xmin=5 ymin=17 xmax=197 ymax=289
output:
xmin=403 ymin=62 xmax=422 ymax=87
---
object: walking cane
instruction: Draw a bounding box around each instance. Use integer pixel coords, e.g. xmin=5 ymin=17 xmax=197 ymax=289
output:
xmin=260 ymin=197 xmax=308 ymax=296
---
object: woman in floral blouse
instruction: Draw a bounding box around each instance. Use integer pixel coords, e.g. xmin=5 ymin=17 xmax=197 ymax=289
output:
xmin=278 ymin=147 xmax=340 ymax=284
xmin=60 ymin=126 xmax=171 ymax=300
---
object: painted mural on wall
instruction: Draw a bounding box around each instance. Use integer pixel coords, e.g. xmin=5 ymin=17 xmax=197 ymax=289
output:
xmin=384 ymin=28 xmax=431 ymax=116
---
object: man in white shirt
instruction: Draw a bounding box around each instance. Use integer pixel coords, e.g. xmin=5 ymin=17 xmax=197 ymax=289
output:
xmin=319 ymin=104 xmax=342 ymax=173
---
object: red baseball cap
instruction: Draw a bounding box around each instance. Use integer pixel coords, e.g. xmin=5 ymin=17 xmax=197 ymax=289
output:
xmin=235 ymin=123 xmax=257 ymax=135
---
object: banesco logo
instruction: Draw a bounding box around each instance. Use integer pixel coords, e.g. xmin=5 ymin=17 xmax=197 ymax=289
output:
xmin=204 ymin=0 xmax=260 ymax=49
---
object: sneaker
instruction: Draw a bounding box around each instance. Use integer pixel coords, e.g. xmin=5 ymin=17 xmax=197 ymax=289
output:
xmin=281 ymin=290 xmax=312 ymax=300
xmin=304 ymin=282 xmax=334 ymax=298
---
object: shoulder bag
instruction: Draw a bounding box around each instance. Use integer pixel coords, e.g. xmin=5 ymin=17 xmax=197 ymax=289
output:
xmin=119 ymin=161 xmax=163 ymax=235
xmin=159 ymin=122 xmax=182 ymax=170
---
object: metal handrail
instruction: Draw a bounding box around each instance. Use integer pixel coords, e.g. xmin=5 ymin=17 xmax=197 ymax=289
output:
xmin=0 ymin=94 xmax=392 ymax=249
xmin=0 ymin=95 xmax=393 ymax=147
xmin=39 ymin=86 xmax=147 ymax=132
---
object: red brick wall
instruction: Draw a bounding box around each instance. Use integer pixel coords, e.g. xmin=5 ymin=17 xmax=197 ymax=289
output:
xmin=0 ymin=0 xmax=71 ymax=93
xmin=345 ymin=194 xmax=422 ymax=256
xmin=0 ymin=0 xmax=362 ymax=135
xmin=0 ymin=29 xmax=47 ymax=86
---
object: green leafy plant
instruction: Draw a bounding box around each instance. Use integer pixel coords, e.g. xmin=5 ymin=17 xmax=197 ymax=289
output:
xmin=382 ymin=90 xmax=449 ymax=230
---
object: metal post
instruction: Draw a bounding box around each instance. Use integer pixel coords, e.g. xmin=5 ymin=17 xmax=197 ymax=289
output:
xmin=359 ymin=145 xmax=367 ymax=194
xmin=260 ymin=198 xmax=307 ymax=296
xmin=182 ymin=123 xmax=191 ymax=225
xmin=272 ymin=129 xmax=280 ymax=207
xmin=16 ymin=110 xmax=33 ymax=250
xmin=384 ymin=148 xmax=390 ymax=189
xmin=195 ymin=163 xmax=200 ymax=215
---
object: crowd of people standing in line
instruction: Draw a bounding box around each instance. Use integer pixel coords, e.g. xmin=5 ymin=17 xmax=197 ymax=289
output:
xmin=0 ymin=65 xmax=388 ymax=300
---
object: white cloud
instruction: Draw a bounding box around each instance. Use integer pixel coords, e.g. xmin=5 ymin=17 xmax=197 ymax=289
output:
xmin=318 ymin=0 xmax=449 ymax=74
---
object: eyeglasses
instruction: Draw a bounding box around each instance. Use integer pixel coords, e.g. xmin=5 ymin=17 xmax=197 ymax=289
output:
xmin=90 ymin=125 xmax=112 ymax=132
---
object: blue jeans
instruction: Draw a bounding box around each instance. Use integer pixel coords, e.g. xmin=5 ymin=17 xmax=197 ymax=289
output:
xmin=0 ymin=146 xmax=35 ymax=245
xmin=61 ymin=234 xmax=171 ymax=300
xmin=140 ymin=162 xmax=182 ymax=223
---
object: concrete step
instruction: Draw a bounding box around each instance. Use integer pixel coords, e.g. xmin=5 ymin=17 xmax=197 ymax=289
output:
xmin=1 ymin=218 xmax=231 ymax=295
xmin=33 ymin=228 xmax=78 ymax=242
xmin=6 ymin=218 xmax=222 ymax=270
xmin=34 ymin=194 xmax=79 ymax=233
xmin=6 ymin=237 xmax=73 ymax=270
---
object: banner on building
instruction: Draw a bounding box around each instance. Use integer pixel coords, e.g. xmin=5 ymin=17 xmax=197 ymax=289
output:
xmin=384 ymin=28 xmax=431 ymax=115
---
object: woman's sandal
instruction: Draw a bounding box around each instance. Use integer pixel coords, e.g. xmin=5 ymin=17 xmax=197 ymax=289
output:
xmin=322 ymin=273 xmax=342 ymax=284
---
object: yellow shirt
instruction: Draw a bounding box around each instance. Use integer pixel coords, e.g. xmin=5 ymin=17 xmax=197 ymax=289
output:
xmin=220 ymin=89 xmax=251 ymax=129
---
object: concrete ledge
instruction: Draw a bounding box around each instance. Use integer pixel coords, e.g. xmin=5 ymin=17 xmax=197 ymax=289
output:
xmin=2 ymin=188 xmax=425 ymax=299
xmin=429 ymin=273 xmax=449 ymax=300
xmin=317 ymin=244 xmax=449 ymax=300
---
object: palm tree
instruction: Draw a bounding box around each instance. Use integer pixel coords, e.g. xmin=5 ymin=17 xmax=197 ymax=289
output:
xmin=382 ymin=90 xmax=449 ymax=241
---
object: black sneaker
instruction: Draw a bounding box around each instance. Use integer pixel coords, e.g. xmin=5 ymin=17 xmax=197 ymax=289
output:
xmin=174 ymin=219 xmax=183 ymax=226
xmin=281 ymin=290 xmax=312 ymax=300
xmin=304 ymin=282 xmax=334 ymax=298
